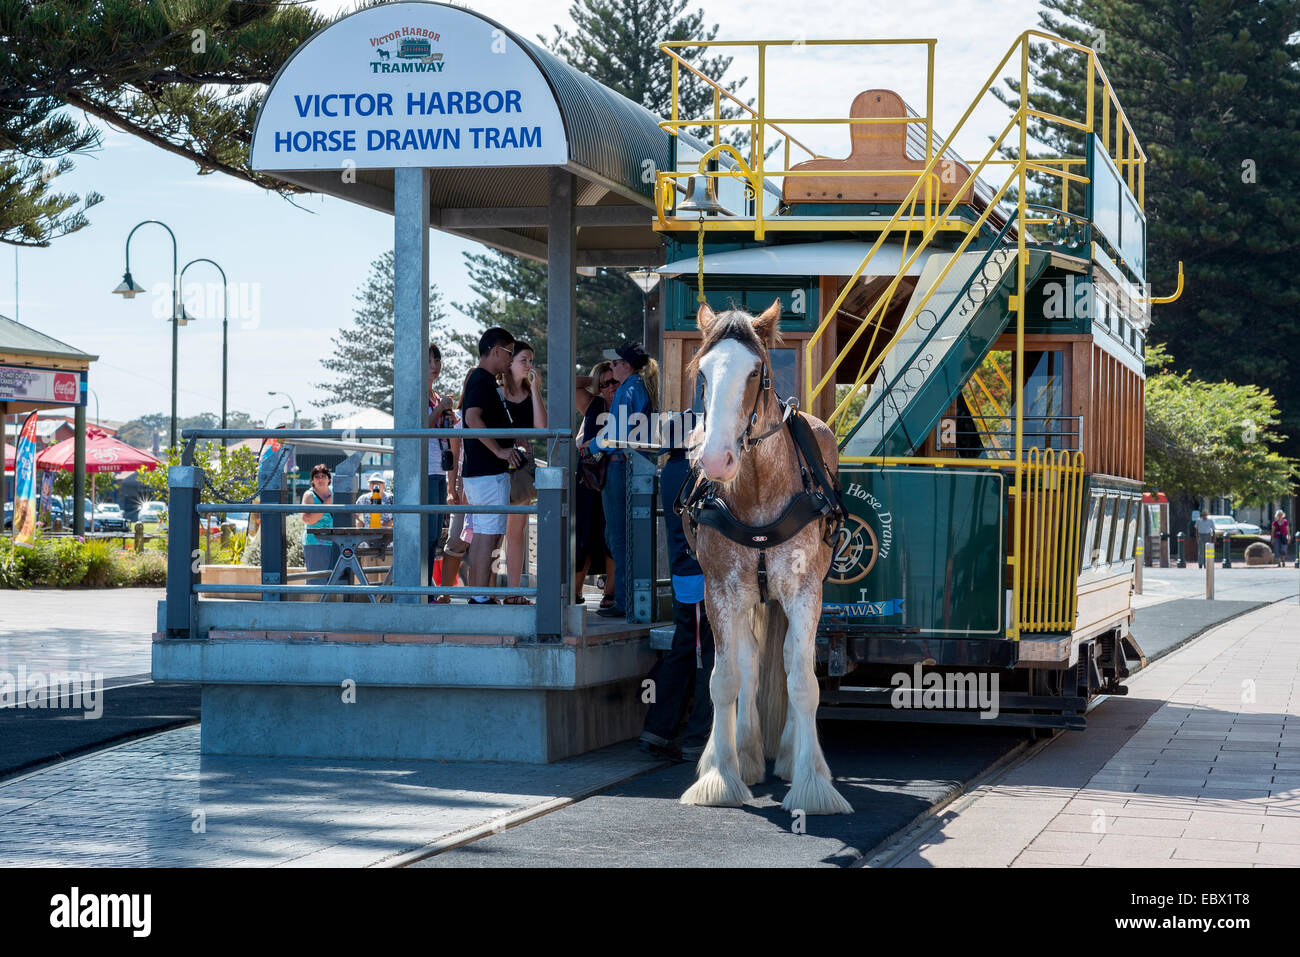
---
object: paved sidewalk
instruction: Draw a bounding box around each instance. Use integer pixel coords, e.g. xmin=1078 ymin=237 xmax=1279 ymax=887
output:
xmin=0 ymin=726 xmax=659 ymax=867
xmin=892 ymin=599 xmax=1300 ymax=867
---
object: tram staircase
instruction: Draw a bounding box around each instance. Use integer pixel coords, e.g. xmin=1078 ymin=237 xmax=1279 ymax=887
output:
xmin=837 ymin=242 xmax=1051 ymax=458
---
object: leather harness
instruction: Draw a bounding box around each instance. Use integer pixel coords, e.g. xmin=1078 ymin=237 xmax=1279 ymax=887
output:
xmin=675 ymin=354 xmax=846 ymax=604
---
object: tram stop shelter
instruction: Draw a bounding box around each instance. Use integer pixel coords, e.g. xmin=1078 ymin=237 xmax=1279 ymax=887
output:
xmin=152 ymin=1 xmax=674 ymax=762
xmin=0 ymin=314 xmax=95 ymax=527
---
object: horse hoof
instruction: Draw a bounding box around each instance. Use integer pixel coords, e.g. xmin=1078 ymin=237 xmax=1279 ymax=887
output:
xmin=681 ymin=769 xmax=752 ymax=807
xmin=739 ymin=749 xmax=766 ymax=786
xmin=773 ymin=754 xmax=794 ymax=783
xmin=781 ymin=774 xmax=853 ymax=815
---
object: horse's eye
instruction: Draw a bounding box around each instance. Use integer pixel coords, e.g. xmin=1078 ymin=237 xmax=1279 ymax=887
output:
xmin=748 ymin=369 xmax=759 ymax=378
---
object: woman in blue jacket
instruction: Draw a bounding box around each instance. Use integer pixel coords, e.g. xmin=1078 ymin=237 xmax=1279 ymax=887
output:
xmin=590 ymin=341 xmax=659 ymax=618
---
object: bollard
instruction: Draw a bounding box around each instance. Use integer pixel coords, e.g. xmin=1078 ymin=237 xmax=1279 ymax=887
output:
xmin=1221 ymin=534 xmax=1232 ymax=569
xmin=134 ymin=522 xmax=144 ymax=553
xmin=1205 ymin=541 xmax=1215 ymax=600
xmin=1134 ymin=538 xmax=1143 ymax=594
xmin=1176 ymin=532 xmax=1186 ymax=568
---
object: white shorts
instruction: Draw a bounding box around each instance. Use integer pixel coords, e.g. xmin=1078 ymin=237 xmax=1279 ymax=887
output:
xmin=462 ymin=473 xmax=509 ymax=535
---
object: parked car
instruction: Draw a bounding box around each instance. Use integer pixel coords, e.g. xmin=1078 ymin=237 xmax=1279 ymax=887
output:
xmin=1206 ymin=514 xmax=1264 ymax=538
xmin=85 ymin=502 xmax=128 ymax=533
xmin=137 ymin=501 xmax=167 ymax=524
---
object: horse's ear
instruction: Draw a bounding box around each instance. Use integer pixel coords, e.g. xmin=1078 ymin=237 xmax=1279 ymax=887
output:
xmin=753 ymin=299 xmax=781 ymax=346
xmin=696 ymin=301 xmax=717 ymax=333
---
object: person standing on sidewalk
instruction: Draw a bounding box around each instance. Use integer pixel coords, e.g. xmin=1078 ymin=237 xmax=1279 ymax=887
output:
xmin=427 ymin=343 xmax=455 ymax=586
xmin=639 ymin=419 xmax=713 ymax=762
xmin=1195 ymin=510 xmax=1215 ymax=568
xmin=460 ymin=327 xmax=522 ymax=604
xmin=590 ymin=340 xmax=658 ymax=619
xmin=1271 ymin=510 xmax=1290 ymax=566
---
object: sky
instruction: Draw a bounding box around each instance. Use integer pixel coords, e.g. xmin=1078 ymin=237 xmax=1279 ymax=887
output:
xmin=2 ymin=0 xmax=1047 ymax=428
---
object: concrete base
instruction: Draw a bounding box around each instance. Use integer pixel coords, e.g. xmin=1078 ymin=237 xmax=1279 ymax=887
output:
xmin=200 ymin=678 xmax=648 ymax=763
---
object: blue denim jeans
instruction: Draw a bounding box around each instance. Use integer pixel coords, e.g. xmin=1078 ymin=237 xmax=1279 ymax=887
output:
xmin=601 ymin=456 xmax=628 ymax=611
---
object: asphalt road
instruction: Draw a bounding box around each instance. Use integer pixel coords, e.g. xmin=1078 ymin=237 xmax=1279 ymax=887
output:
xmin=0 ymin=676 xmax=200 ymax=780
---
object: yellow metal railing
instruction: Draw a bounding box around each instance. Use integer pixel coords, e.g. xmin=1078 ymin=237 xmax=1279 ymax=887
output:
xmin=1020 ymin=449 xmax=1087 ymax=632
xmin=656 ymin=31 xmax=1145 ymax=639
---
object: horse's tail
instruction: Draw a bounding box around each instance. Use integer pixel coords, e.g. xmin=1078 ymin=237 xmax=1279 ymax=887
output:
xmin=756 ymin=601 xmax=788 ymax=759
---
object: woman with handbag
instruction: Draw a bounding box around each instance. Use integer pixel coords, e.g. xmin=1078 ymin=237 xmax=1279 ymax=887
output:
xmin=499 ymin=342 xmax=545 ymax=604
xmin=575 ymin=361 xmax=617 ymax=609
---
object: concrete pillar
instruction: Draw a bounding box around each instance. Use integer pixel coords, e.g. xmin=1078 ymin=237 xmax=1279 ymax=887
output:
xmin=165 ymin=465 xmax=203 ymax=636
xmin=537 ymin=168 xmax=577 ymax=639
xmin=392 ymin=167 xmax=431 ymax=601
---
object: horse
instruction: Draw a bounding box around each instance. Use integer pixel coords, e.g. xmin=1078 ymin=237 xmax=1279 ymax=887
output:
xmin=678 ymin=300 xmax=854 ymax=815
xmin=377 ymin=47 xmax=391 ymax=59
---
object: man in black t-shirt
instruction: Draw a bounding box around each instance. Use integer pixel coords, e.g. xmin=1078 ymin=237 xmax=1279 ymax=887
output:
xmin=459 ymin=326 xmax=522 ymax=603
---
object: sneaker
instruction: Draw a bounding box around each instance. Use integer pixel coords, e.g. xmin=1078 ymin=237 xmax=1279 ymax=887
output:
xmin=596 ymin=605 xmax=626 ymax=618
xmin=469 ymin=597 xmax=498 ymax=605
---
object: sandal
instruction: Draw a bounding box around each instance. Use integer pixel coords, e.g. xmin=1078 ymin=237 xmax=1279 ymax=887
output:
xmin=433 ymin=595 xmax=450 ymax=604
xmin=599 ymin=595 xmax=616 ymax=610
xmin=504 ymin=596 xmax=533 ymax=605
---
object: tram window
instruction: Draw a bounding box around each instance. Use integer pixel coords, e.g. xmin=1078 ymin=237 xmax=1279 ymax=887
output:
xmin=1020 ymin=350 xmax=1067 ymax=450
xmin=1096 ymin=494 xmax=1118 ymax=566
xmin=1124 ymin=496 xmax=1141 ymax=560
xmin=1110 ymin=496 xmax=1132 ymax=563
xmin=1082 ymin=492 xmax=1104 ymax=569
xmin=769 ymin=349 xmax=797 ymax=404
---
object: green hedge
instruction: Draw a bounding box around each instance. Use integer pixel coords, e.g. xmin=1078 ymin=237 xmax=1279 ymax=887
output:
xmin=0 ymin=535 xmax=167 ymax=588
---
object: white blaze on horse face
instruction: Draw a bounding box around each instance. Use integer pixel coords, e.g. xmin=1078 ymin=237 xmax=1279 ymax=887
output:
xmin=696 ymin=339 xmax=759 ymax=482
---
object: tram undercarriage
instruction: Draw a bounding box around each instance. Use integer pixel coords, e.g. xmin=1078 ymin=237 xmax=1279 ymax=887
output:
xmin=813 ymin=619 xmax=1148 ymax=731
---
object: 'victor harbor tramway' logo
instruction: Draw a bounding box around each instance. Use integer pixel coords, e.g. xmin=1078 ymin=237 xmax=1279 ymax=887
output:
xmin=370 ymin=27 xmax=446 ymax=73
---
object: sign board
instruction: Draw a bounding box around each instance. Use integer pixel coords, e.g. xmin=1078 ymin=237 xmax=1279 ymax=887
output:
xmin=1088 ymin=135 xmax=1146 ymax=282
xmin=251 ymin=2 xmax=567 ymax=171
xmin=824 ymin=467 xmax=1006 ymax=636
xmin=0 ymin=365 xmax=85 ymax=406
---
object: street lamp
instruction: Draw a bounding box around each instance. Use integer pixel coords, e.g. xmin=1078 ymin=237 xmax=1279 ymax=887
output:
xmin=267 ymin=391 xmax=297 ymax=429
xmin=113 ymin=221 xmax=182 ymax=447
xmin=264 ymin=404 xmax=289 ymax=428
xmin=180 ymin=258 xmax=230 ymax=443
xmin=628 ymin=268 xmax=661 ymax=351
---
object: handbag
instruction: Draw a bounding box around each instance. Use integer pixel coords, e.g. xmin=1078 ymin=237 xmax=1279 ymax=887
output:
xmin=579 ymin=451 xmax=609 ymax=492
xmin=509 ymin=449 xmax=537 ymax=505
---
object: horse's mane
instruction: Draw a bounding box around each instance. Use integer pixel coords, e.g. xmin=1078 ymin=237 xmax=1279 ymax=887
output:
xmin=685 ymin=307 xmax=781 ymax=384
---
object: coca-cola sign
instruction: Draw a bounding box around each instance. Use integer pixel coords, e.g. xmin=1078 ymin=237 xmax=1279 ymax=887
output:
xmin=53 ymin=373 xmax=79 ymax=403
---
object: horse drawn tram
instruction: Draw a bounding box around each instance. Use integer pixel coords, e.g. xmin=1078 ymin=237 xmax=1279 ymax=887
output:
xmin=654 ymin=32 xmax=1176 ymax=731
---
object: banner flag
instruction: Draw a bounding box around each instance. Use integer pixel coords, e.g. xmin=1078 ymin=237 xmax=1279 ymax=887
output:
xmin=12 ymin=412 xmax=39 ymax=547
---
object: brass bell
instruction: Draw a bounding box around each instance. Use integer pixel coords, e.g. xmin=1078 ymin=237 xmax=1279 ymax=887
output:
xmin=678 ymin=174 xmax=733 ymax=216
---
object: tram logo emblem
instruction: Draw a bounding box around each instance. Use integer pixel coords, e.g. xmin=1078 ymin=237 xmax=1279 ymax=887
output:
xmin=828 ymin=480 xmax=893 ymax=585
xmin=828 ymin=514 xmax=878 ymax=585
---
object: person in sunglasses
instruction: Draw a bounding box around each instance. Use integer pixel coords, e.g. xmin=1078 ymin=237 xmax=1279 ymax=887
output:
xmin=459 ymin=326 xmax=521 ymax=604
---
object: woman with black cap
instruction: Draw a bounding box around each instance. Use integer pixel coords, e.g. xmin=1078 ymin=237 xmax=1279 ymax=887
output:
xmin=589 ymin=340 xmax=659 ymax=618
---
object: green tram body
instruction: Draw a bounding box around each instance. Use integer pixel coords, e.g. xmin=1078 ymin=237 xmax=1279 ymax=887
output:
xmin=657 ymin=87 xmax=1151 ymax=731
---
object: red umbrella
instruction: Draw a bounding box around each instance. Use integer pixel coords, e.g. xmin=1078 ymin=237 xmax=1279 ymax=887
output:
xmin=36 ymin=428 xmax=161 ymax=474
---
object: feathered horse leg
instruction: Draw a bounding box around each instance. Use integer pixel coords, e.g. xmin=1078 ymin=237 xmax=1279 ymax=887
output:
xmin=680 ymin=591 xmax=752 ymax=807
xmin=780 ymin=591 xmax=853 ymax=815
